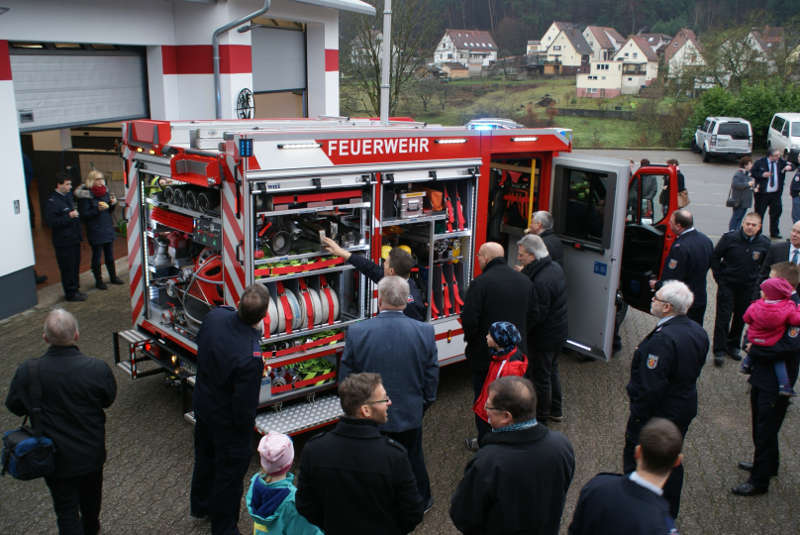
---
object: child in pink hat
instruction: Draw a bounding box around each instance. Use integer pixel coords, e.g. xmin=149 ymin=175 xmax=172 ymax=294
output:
xmin=741 ymin=277 xmax=800 ymax=395
xmin=246 ymin=432 xmax=321 ymax=535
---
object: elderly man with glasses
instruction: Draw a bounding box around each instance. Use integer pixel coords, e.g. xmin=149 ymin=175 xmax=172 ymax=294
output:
xmin=296 ymin=372 xmax=423 ymax=535
xmin=450 ymin=376 xmax=575 ymax=535
xmin=623 ymin=280 xmax=708 ymax=520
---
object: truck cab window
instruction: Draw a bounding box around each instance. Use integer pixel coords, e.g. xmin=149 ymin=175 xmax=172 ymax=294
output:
xmin=628 ymin=173 xmax=670 ymax=226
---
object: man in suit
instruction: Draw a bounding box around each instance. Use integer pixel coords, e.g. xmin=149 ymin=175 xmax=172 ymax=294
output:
xmin=649 ymin=209 xmax=713 ymax=325
xmin=760 ymin=220 xmax=800 ymax=283
xmin=461 ymin=242 xmax=535 ymax=445
xmin=339 ymin=276 xmax=439 ymax=511
xmin=527 ymin=211 xmax=564 ymax=266
xmin=753 ymin=149 xmax=794 ymax=239
xmin=45 ymin=172 xmax=86 ymax=302
xmin=624 ymin=280 xmax=708 ymax=519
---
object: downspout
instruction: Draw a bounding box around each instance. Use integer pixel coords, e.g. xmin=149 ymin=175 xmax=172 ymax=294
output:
xmin=213 ymin=0 xmax=271 ymax=119
xmin=379 ymin=0 xmax=392 ymax=124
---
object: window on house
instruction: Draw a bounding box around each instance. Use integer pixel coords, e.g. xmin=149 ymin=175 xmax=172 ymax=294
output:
xmin=633 ymin=52 xmax=638 ymax=58
xmin=553 ymin=45 xmax=561 ymax=51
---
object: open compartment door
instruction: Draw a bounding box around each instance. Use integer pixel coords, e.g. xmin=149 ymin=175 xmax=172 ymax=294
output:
xmin=550 ymin=155 xmax=630 ymax=360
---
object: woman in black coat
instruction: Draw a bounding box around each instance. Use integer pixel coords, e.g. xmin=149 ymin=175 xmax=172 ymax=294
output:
xmin=77 ymin=170 xmax=123 ymax=289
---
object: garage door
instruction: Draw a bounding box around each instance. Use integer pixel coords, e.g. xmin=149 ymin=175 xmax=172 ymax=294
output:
xmin=11 ymin=47 xmax=148 ymax=132
xmin=251 ymin=26 xmax=306 ymax=92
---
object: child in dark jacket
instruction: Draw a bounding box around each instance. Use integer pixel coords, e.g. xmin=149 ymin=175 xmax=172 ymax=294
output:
xmin=471 ymin=321 xmax=528 ymax=439
xmin=246 ymin=432 xmax=322 ymax=535
xmin=741 ymin=277 xmax=800 ymax=395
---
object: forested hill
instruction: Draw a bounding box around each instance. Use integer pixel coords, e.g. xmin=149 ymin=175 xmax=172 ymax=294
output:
xmin=342 ymin=0 xmax=800 ymax=56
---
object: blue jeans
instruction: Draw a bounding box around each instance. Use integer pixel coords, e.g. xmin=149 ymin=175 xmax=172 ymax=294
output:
xmin=729 ymin=206 xmax=747 ymax=231
xmin=792 ymin=196 xmax=800 ymax=224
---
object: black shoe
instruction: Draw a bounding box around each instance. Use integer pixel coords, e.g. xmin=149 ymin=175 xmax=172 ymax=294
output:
xmin=549 ymin=414 xmax=565 ymax=423
xmin=731 ymin=482 xmax=768 ymax=496
xmin=423 ymin=497 xmax=434 ymax=514
xmin=727 ymin=348 xmax=743 ymax=361
xmin=110 ymin=277 xmax=125 ymax=285
xmin=65 ymin=293 xmax=88 ymax=302
xmin=738 ymin=461 xmax=753 ymax=472
xmin=35 ymin=274 xmax=48 ymax=284
xmin=96 ymin=280 xmax=108 ymax=290
xmin=713 ymin=351 xmax=726 ymax=367
xmin=190 ymin=510 xmax=208 ymax=520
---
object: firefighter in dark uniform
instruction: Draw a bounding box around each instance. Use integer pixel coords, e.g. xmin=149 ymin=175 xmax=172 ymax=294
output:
xmin=732 ymin=262 xmax=800 ymax=496
xmin=710 ymin=212 xmax=770 ymax=367
xmin=650 ymin=209 xmax=713 ymax=325
xmin=190 ymin=284 xmax=269 ymax=535
xmin=322 ymin=237 xmax=425 ymax=321
xmin=623 ymin=280 xmax=708 ymax=519
xmin=44 ymin=172 xmax=86 ymax=301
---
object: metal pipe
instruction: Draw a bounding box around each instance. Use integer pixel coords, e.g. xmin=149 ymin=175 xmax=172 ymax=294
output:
xmin=379 ymin=0 xmax=392 ymax=124
xmin=213 ymin=0 xmax=271 ymax=119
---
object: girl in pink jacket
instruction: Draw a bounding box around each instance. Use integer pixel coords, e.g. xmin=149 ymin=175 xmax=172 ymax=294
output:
xmin=742 ymin=277 xmax=800 ymax=395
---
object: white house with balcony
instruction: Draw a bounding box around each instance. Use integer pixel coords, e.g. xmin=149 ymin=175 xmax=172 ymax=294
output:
xmin=665 ymin=28 xmax=705 ymax=78
xmin=614 ymin=36 xmax=659 ymax=93
xmin=583 ymin=26 xmax=625 ymax=61
xmin=576 ymin=61 xmax=623 ymax=97
xmin=433 ymin=29 xmax=498 ymax=75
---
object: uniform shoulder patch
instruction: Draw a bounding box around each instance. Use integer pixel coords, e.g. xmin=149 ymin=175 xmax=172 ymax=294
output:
xmin=668 ymin=258 xmax=678 ymax=270
xmin=752 ymin=251 xmax=761 ymax=261
xmin=646 ymin=354 xmax=659 ymax=369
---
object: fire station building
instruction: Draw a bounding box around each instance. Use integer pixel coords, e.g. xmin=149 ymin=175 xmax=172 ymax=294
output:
xmin=0 ymin=0 xmax=374 ymax=318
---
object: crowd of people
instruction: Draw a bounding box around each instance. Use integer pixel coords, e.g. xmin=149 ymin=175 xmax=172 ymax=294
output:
xmin=7 ymin=152 xmax=800 ymax=534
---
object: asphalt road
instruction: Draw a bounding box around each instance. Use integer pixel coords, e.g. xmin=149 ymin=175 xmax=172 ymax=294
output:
xmin=1 ymin=149 xmax=799 ymax=534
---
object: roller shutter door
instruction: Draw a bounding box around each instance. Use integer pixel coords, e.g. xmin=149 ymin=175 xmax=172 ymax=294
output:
xmin=11 ymin=48 xmax=148 ymax=132
xmin=251 ymin=27 xmax=306 ymax=92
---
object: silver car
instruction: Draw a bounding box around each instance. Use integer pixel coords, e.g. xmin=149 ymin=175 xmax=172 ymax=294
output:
xmin=692 ymin=116 xmax=753 ymax=162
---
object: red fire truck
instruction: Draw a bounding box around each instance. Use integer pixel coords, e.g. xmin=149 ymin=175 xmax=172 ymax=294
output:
xmin=113 ymin=117 xmax=680 ymax=435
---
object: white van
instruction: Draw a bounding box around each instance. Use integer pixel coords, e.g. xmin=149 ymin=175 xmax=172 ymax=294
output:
xmin=692 ymin=116 xmax=752 ymax=162
xmin=767 ymin=113 xmax=800 ymax=163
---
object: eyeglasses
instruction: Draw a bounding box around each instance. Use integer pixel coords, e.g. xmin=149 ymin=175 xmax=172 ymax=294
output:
xmin=651 ymin=296 xmax=668 ymax=304
xmin=365 ymin=398 xmax=390 ymax=405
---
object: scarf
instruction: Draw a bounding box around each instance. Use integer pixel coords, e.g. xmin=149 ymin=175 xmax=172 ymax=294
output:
xmin=91 ymin=184 xmax=107 ymax=198
xmin=492 ymin=417 xmax=538 ymax=433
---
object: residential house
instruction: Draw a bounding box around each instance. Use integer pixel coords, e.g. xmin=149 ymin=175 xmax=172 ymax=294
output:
xmin=583 ymin=26 xmax=625 ymax=61
xmin=636 ymin=33 xmax=672 ymax=57
xmin=433 ymin=29 xmax=498 ymax=75
xmin=526 ymin=40 xmax=541 ymax=56
xmin=575 ymin=60 xmax=622 ymax=97
xmin=614 ymin=36 xmax=659 ymax=93
xmin=545 ymin=26 xmax=592 ymax=73
xmin=440 ymin=62 xmax=469 ymax=79
xmin=539 ymin=22 xmax=579 ymax=53
xmin=665 ymin=28 xmax=705 ymax=78
xmin=746 ymin=26 xmax=784 ymax=71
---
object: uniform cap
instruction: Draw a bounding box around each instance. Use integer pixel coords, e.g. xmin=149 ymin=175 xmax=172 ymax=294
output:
xmin=761 ymin=277 xmax=794 ymax=300
xmin=257 ymin=432 xmax=294 ymax=475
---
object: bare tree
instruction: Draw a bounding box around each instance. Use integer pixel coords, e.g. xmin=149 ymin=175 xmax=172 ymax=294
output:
xmin=342 ymin=0 xmax=439 ymax=117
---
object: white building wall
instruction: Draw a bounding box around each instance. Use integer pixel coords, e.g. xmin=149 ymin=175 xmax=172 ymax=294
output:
xmin=541 ymin=23 xmax=563 ymax=51
xmin=547 ymin=32 xmax=582 ymax=67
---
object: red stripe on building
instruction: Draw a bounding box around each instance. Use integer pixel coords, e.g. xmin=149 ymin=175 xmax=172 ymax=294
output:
xmin=0 ymin=41 xmax=11 ymax=81
xmin=222 ymin=197 xmax=244 ymax=242
xmin=129 ymin=268 xmax=143 ymax=298
xmin=325 ymin=49 xmax=339 ymax=72
xmin=161 ymin=45 xmax=252 ymax=75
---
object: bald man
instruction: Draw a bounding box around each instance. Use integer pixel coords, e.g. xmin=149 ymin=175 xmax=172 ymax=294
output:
xmin=461 ymin=242 xmax=535 ymax=446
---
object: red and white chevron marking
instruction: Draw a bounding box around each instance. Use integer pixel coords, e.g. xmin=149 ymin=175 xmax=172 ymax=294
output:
xmin=221 ymin=167 xmax=245 ymax=306
xmin=126 ymin=163 xmax=145 ymax=326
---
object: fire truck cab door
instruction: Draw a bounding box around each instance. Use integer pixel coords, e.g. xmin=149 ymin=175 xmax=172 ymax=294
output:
xmin=620 ymin=166 xmax=678 ymax=312
xmin=550 ymin=155 xmax=630 ymax=361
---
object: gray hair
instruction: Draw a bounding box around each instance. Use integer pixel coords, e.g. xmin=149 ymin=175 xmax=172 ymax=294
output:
xmin=532 ymin=211 xmax=554 ymax=230
xmin=43 ymin=308 xmax=79 ymax=346
xmin=378 ymin=275 xmax=409 ymax=308
xmin=517 ymin=234 xmax=549 ymax=259
xmin=657 ymin=280 xmax=694 ymax=315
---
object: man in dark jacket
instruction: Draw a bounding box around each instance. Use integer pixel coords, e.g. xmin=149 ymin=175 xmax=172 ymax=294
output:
xmin=450 ymin=376 xmax=575 ymax=535
xmin=190 ymin=284 xmax=269 ymax=535
xmin=760 ymin=220 xmax=800 ymax=283
xmin=528 ymin=210 xmax=564 ymax=266
xmin=732 ymin=261 xmax=800 ymax=496
xmin=6 ymin=309 xmax=117 ymax=535
xmin=339 ymin=276 xmax=439 ymax=510
xmin=650 ymin=209 xmax=713 ymax=325
xmin=323 ymin=237 xmax=426 ymax=321
xmin=624 ymin=280 xmax=708 ymax=519
xmin=752 ymin=149 xmax=794 ymax=238
xmin=296 ymin=373 xmax=423 ymax=535
xmin=517 ymin=234 xmax=568 ymax=423
xmin=569 ymin=418 xmax=682 ymax=535
xmin=44 ymin=172 xmax=86 ymax=301
xmin=710 ymin=212 xmax=770 ymax=366
xmin=461 ymin=242 xmax=534 ymax=444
